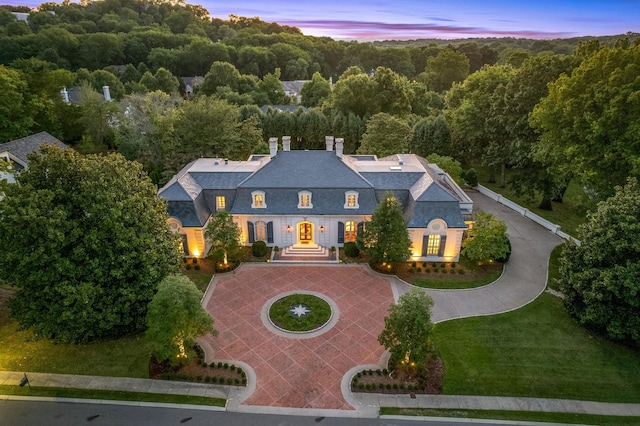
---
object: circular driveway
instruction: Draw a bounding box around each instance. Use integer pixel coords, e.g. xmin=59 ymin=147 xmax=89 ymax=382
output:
xmin=201 ymin=264 xmax=394 ymax=410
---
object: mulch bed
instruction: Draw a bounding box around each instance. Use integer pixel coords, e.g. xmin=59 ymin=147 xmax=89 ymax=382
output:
xmin=351 ymin=357 xmax=443 ymax=394
xmin=396 ymin=261 xmax=501 ymax=283
xmin=149 ymin=346 xmax=246 ymax=386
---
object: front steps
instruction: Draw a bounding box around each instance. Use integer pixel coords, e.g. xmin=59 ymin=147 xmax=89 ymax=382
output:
xmin=271 ymin=244 xmax=338 ymax=263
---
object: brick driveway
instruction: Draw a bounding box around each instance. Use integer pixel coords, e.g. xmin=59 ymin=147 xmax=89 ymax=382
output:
xmin=201 ymin=264 xmax=394 ymax=410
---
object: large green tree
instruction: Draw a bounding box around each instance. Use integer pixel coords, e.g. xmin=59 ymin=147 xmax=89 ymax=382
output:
xmin=502 ymin=54 xmax=577 ymax=209
xmin=420 ymin=47 xmax=470 ymax=93
xmin=300 ymin=72 xmax=330 ymax=107
xmin=559 ymin=178 xmax=640 ymax=346
xmin=358 ymin=192 xmax=411 ymax=264
xmin=0 ymin=146 xmax=181 ymax=343
xmin=0 ymin=65 xmax=35 ymax=142
xmin=445 ymin=64 xmax=515 ymax=186
xmin=357 ymin=113 xmax=412 ymax=158
xmin=146 ymin=274 xmax=216 ymax=365
xmin=531 ymin=42 xmax=640 ymax=200
xmin=378 ymin=289 xmax=434 ymax=368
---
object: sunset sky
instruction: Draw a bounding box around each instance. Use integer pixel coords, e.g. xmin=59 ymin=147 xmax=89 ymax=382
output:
xmin=207 ymin=0 xmax=638 ymax=40
xmin=7 ymin=0 xmax=639 ymax=40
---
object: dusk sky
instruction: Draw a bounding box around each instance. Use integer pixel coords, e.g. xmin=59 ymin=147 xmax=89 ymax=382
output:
xmin=7 ymin=0 xmax=639 ymax=40
xmin=206 ymin=0 xmax=638 ymax=40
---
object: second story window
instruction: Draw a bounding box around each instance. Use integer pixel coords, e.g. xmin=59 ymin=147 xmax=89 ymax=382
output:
xmin=251 ymin=191 xmax=266 ymax=208
xmin=298 ymin=190 xmax=313 ymax=209
xmin=216 ymin=196 xmax=226 ymax=210
xmin=344 ymin=191 xmax=359 ymax=209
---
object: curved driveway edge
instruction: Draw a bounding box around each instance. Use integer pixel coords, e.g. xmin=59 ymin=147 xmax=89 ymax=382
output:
xmin=392 ymin=190 xmax=563 ymax=323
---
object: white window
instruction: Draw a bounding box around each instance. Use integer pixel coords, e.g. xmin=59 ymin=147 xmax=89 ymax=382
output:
xmin=255 ymin=221 xmax=267 ymax=241
xmin=298 ymin=190 xmax=313 ymax=209
xmin=216 ymin=196 xmax=226 ymax=210
xmin=344 ymin=191 xmax=359 ymax=209
xmin=251 ymin=191 xmax=266 ymax=208
xmin=345 ymin=221 xmax=356 ymax=242
xmin=426 ymin=234 xmax=441 ymax=256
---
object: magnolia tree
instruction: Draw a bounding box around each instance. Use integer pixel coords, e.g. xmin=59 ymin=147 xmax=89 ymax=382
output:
xmin=0 ymin=146 xmax=181 ymax=343
xmin=560 ymin=178 xmax=640 ymax=346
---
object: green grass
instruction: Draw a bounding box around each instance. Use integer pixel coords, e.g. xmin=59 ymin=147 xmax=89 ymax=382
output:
xmin=380 ymin=407 xmax=640 ymax=425
xmin=411 ymin=268 xmax=502 ymax=289
xmin=183 ymin=268 xmax=213 ymax=293
xmin=432 ymin=293 xmax=640 ymax=402
xmin=268 ymin=294 xmax=331 ymax=332
xmin=0 ymin=385 xmax=225 ymax=407
xmin=547 ymin=244 xmax=564 ymax=291
xmin=0 ymin=322 xmax=151 ymax=378
xmin=473 ymin=164 xmax=589 ymax=237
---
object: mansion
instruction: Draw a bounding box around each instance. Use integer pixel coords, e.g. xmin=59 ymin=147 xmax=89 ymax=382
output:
xmin=159 ymin=137 xmax=473 ymax=262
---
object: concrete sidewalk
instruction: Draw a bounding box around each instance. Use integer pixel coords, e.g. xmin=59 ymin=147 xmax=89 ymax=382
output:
xmin=2 ymin=370 xmax=640 ymax=418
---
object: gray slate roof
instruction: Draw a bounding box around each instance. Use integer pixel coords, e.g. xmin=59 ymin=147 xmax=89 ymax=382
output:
xmin=0 ymin=132 xmax=68 ymax=165
xmin=159 ymin=150 xmax=470 ymax=230
xmin=239 ymin=151 xmax=372 ymax=189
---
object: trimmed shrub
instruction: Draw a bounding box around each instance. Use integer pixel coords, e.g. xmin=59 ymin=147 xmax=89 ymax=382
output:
xmin=461 ymin=168 xmax=478 ymax=187
xmin=416 ymin=267 xmax=422 ymax=272
xmin=344 ymin=242 xmax=360 ymax=258
xmin=425 ymin=268 xmax=431 ymax=273
xmin=495 ymin=237 xmax=512 ymax=263
xmin=408 ymin=267 xmax=415 ymax=273
xmin=411 ymin=261 xmax=417 ymax=267
xmin=252 ymin=241 xmax=268 ymax=257
xmin=458 ymin=269 xmax=465 ymax=274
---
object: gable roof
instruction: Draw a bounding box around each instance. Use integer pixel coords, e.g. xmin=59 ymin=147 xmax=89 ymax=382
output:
xmin=0 ymin=132 xmax=68 ymax=166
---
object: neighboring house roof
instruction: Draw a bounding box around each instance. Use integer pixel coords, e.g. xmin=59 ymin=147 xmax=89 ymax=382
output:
xmin=281 ymin=80 xmax=309 ymax=98
xmin=260 ymin=105 xmax=308 ymax=114
xmin=0 ymin=132 xmax=68 ymax=168
xmin=159 ymin=144 xmax=472 ymax=230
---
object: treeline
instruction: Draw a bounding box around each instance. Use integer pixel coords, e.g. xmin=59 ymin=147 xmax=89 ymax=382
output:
xmin=1 ymin=0 xmax=638 ymax=206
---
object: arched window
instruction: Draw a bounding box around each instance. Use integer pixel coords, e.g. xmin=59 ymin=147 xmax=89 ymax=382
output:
xmin=298 ymin=190 xmax=313 ymax=208
xmin=251 ymin=190 xmax=266 ymax=208
xmin=344 ymin=191 xmax=359 ymax=209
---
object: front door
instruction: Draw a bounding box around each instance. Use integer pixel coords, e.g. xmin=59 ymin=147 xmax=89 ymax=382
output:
xmin=298 ymin=222 xmax=313 ymax=244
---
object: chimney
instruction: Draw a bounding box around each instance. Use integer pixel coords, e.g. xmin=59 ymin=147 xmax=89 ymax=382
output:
xmin=282 ymin=135 xmax=291 ymax=151
xmin=325 ymin=136 xmax=334 ymax=151
xmin=268 ymin=137 xmax=278 ymax=158
xmin=60 ymin=87 xmax=70 ymax=104
xmin=335 ymin=138 xmax=344 ymax=158
xmin=102 ymin=86 xmax=111 ymax=101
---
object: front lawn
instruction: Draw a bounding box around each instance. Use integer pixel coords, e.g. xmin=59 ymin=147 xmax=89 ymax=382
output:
xmin=0 ymin=321 xmax=151 ymax=378
xmin=432 ymin=293 xmax=640 ymax=402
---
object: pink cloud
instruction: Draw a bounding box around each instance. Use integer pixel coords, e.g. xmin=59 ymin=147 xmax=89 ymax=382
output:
xmin=281 ymin=19 xmax=573 ymax=40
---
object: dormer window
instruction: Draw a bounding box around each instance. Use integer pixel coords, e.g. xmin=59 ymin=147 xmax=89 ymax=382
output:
xmin=216 ymin=196 xmax=226 ymax=210
xmin=344 ymin=191 xmax=359 ymax=209
xmin=298 ymin=190 xmax=313 ymax=209
xmin=251 ymin=191 xmax=266 ymax=208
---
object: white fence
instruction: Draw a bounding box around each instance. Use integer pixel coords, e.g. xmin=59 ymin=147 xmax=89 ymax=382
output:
xmin=476 ymin=185 xmax=580 ymax=245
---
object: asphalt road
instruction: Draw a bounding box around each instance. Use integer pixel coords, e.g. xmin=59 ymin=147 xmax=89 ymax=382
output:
xmin=0 ymin=400 xmax=518 ymax=426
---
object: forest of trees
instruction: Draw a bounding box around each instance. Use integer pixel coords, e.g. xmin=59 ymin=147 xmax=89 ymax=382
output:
xmin=1 ymin=0 xmax=638 ymax=205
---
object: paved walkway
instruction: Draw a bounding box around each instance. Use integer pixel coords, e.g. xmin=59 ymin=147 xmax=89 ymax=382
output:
xmin=3 ymin=191 xmax=639 ymax=419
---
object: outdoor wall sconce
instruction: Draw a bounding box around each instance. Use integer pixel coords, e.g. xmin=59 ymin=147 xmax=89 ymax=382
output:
xmin=287 ymin=225 xmax=292 ymax=233
xmin=319 ymin=225 xmax=325 ymax=233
